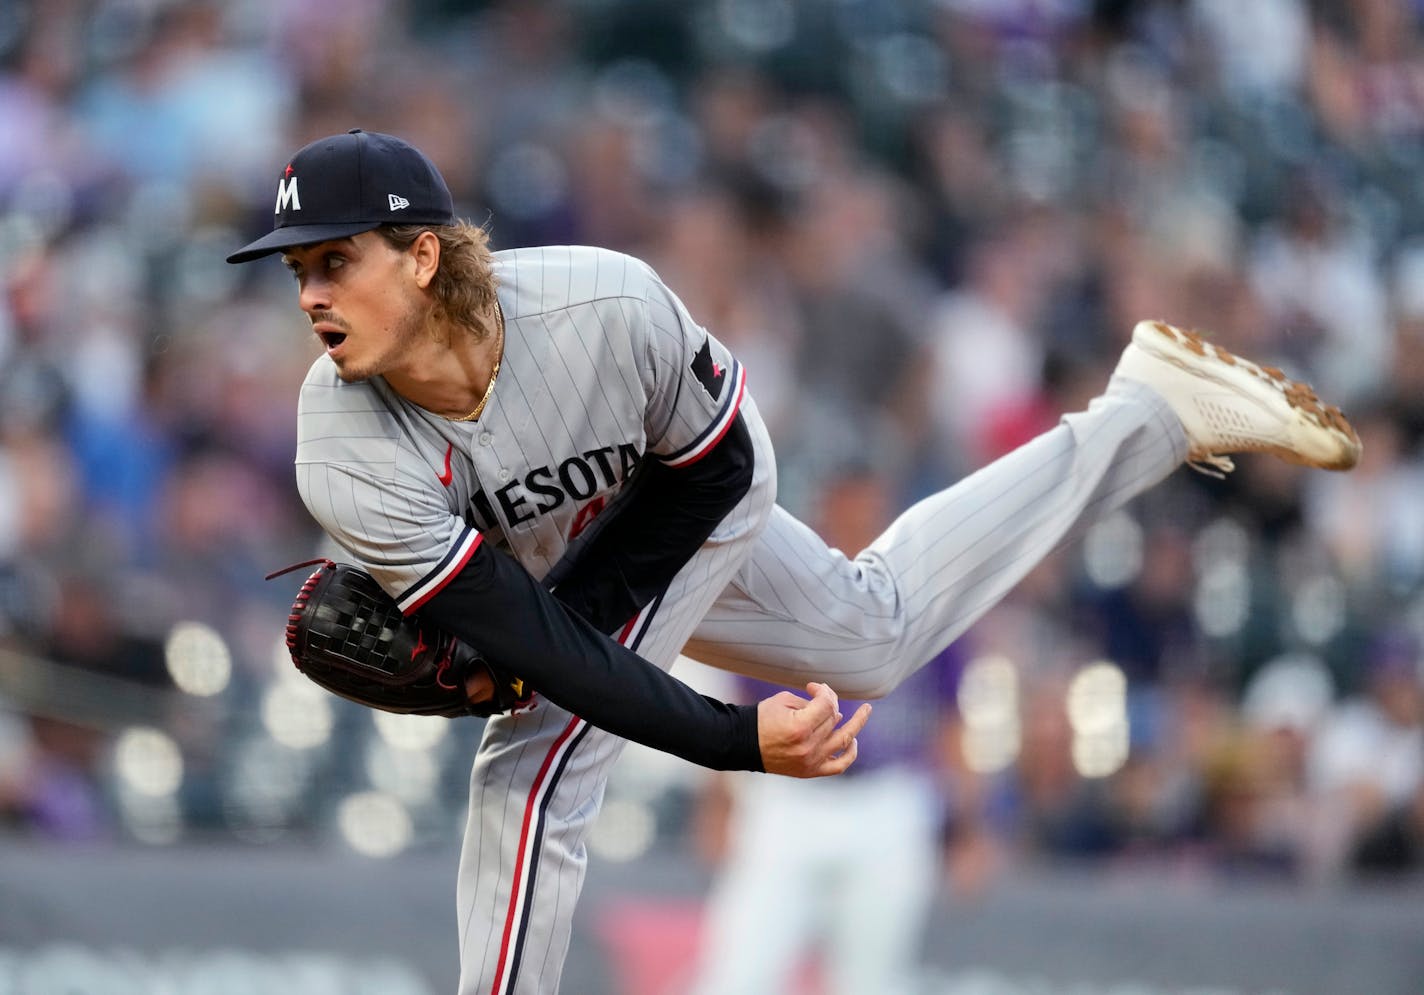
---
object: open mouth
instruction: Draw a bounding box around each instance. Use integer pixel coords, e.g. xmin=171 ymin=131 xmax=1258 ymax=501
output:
xmin=318 ymin=330 xmax=348 ymax=350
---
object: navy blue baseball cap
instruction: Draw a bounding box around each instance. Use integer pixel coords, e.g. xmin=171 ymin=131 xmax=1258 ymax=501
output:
xmin=226 ymin=129 xmax=456 ymax=264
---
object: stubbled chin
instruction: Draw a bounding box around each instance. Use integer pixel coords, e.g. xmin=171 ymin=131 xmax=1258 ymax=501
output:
xmin=329 ymin=358 xmax=373 ymax=383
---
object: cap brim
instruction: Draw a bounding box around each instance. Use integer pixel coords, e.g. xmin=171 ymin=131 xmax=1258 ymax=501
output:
xmin=225 ymin=221 xmax=384 ymax=264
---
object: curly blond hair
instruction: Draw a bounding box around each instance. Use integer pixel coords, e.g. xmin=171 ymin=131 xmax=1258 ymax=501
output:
xmin=378 ymin=222 xmax=499 ymax=341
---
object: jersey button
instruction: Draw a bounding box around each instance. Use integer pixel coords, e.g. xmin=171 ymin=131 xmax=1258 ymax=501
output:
xmin=498 ymin=468 xmax=512 ymax=482
xmin=479 ymin=432 xmax=492 ymax=446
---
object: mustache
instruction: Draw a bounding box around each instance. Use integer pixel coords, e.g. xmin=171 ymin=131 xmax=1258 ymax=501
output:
xmin=310 ymin=311 xmax=350 ymax=331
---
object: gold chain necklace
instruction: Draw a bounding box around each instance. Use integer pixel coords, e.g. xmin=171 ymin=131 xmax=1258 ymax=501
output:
xmin=453 ymin=297 xmax=504 ymax=422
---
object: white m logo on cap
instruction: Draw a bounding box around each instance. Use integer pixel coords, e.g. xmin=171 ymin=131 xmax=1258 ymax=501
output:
xmin=275 ymin=177 xmax=301 ymax=213
xmin=389 ymin=194 xmax=410 ymax=211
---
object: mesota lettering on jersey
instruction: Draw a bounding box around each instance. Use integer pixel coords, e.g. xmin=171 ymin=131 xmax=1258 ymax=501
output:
xmin=293 ymin=245 xmax=747 ymax=594
xmin=468 ymin=441 xmax=643 ymax=536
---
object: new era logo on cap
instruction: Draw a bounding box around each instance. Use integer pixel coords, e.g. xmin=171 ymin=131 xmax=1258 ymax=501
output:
xmin=226 ymin=129 xmax=457 ymax=264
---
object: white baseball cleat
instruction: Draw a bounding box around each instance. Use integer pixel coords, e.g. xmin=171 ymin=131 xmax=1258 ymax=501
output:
xmin=1114 ymin=319 xmax=1362 ymax=475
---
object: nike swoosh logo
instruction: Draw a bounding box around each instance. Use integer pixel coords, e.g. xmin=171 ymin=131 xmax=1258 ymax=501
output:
xmin=437 ymin=442 xmax=454 ymax=487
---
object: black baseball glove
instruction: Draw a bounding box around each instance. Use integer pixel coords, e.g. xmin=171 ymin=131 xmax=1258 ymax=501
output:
xmin=268 ymin=559 xmax=532 ymax=718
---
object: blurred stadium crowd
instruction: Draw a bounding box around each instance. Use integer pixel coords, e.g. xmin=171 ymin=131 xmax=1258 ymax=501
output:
xmin=2 ymin=0 xmax=1424 ymax=895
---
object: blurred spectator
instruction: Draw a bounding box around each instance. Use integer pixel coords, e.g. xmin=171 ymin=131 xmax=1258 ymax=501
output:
xmin=1306 ymin=630 xmax=1424 ymax=881
xmin=1080 ymin=523 xmax=1200 ymax=689
xmin=645 ymin=184 xmax=800 ymax=439
xmin=1308 ymin=0 xmax=1424 ymax=146
xmin=1351 ymin=779 xmax=1424 ymax=876
xmin=1237 ymin=652 xmax=1337 ymax=871
xmin=1304 ymin=403 xmax=1424 ymax=596
xmin=762 ymin=158 xmax=939 ymax=503
xmin=1248 ymin=167 xmax=1392 ymax=403
xmin=76 ymin=2 xmax=294 ymax=192
xmin=4 ymin=715 xmax=109 ymax=842
xmin=1191 ymin=0 xmax=1310 ymax=101
xmin=927 ymin=214 xmax=1058 ymax=468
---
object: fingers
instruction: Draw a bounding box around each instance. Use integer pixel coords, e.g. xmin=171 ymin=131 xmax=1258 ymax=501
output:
xmin=801 ymin=682 xmax=841 ymax=737
xmin=816 ymin=703 xmax=871 ymax=776
xmin=756 ymin=686 xmax=872 ymax=779
xmin=840 ymin=700 xmax=872 ymax=739
xmin=465 ymin=670 xmax=495 ymax=704
xmin=805 ymin=681 xmax=839 ymax=714
xmin=773 ymin=690 xmax=810 ymax=710
xmin=819 ymin=732 xmax=859 ymax=776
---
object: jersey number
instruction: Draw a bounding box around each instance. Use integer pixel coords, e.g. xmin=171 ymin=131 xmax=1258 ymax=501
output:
xmin=568 ymin=497 xmax=606 ymax=540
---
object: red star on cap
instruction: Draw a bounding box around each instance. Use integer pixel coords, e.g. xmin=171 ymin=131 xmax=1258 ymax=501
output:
xmin=284 ymin=164 xmax=295 ymax=177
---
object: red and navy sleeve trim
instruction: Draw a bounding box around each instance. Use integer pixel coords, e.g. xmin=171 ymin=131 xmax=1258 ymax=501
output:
xmin=397 ymin=524 xmax=483 ymax=614
xmin=659 ymin=360 xmax=745 ymax=468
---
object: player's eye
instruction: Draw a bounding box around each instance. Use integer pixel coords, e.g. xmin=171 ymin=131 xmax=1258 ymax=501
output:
xmin=325 ymin=254 xmax=346 ymax=271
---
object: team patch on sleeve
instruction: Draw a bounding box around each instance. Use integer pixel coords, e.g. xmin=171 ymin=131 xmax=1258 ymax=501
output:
xmin=660 ymin=359 xmax=745 ymax=468
xmin=690 ymin=337 xmax=728 ymax=401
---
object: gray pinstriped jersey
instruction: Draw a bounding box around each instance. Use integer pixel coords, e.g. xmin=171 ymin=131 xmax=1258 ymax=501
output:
xmin=294 ymin=246 xmax=746 ymax=613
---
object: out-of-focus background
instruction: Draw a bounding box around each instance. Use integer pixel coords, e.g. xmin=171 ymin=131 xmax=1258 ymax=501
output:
xmin=2 ymin=1 xmax=1424 ymax=992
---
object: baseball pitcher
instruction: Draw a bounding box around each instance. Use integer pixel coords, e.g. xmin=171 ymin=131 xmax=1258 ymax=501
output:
xmin=229 ymin=130 xmax=1360 ymax=994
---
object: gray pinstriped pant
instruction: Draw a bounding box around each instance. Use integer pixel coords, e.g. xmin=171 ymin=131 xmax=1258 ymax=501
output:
xmin=456 ymin=378 xmax=1187 ymax=994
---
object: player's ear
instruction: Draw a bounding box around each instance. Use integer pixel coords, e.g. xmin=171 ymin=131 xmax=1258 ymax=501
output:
xmin=409 ymin=229 xmax=442 ymax=289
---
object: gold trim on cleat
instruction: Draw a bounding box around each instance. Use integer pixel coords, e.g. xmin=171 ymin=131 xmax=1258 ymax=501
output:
xmin=1121 ymin=320 xmax=1362 ymax=473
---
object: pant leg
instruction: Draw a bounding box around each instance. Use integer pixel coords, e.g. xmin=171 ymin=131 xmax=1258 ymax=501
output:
xmin=685 ymin=378 xmax=1188 ymax=697
xmin=823 ymin=768 xmax=941 ymax=995
xmin=456 ymin=403 xmax=779 ymax=995
xmin=689 ymin=768 xmax=940 ymax=995
xmin=685 ymin=773 xmax=825 ymax=995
